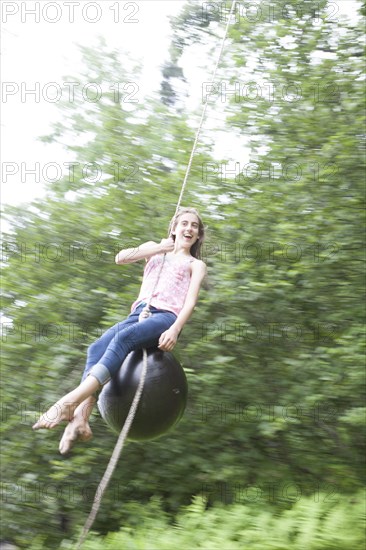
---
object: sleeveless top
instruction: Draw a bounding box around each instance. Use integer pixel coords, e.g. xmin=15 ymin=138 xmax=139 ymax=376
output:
xmin=131 ymin=253 xmax=195 ymax=316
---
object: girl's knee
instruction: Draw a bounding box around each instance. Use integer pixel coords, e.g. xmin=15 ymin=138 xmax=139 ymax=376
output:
xmin=87 ymin=340 xmax=100 ymax=356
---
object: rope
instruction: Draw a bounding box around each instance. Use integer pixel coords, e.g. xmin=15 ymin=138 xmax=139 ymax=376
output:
xmin=76 ymin=348 xmax=148 ymax=550
xmin=76 ymin=2 xmax=237 ymax=547
xmin=139 ymin=254 xmax=166 ymax=320
xmin=174 ymin=0 xmax=237 ymax=217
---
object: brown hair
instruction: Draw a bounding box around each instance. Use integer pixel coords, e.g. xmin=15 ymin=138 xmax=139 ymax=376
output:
xmin=168 ymin=207 xmax=205 ymax=259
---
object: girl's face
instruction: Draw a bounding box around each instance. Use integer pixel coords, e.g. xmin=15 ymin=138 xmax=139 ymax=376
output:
xmin=173 ymin=213 xmax=200 ymax=250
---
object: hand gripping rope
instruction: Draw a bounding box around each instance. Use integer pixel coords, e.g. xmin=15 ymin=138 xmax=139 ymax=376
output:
xmin=76 ymin=2 xmax=237 ymax=546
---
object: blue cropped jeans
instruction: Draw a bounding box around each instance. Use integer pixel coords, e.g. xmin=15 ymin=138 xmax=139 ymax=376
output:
xmin=82 ymin=303 xmax=177 ymax=385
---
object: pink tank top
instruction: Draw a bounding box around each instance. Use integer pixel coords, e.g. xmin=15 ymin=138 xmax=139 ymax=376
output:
xmin=131 ymin=254 xmax=195 ymax=316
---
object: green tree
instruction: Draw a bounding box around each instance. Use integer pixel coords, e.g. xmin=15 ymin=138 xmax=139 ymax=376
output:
xmin=1 ymin=2 xmax=365 ymax=548
xmin=1 ymin=36 xmax=213 ymax=547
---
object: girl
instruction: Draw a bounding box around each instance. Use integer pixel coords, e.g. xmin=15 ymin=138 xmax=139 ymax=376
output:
xmin=33 ymin=207 xmax=207 ymax=454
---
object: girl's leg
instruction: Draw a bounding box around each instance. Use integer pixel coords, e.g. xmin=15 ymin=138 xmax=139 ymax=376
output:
xmin=58 ymin=395 xmax=96 ymax=455
xmin=33 ymin=374 xmax=100 ymax=430
xmin=87 ymin=310 xmax=177 ymax=384
xmin=55 ymin=315 xmax=139 ymax=450
xmin=33 ymin=308 xmax=176 ymax=431
xmin=82 ymin=314 xmax=137 ymax=381
xmin=33 ymin=314 xmax=138 ymax=431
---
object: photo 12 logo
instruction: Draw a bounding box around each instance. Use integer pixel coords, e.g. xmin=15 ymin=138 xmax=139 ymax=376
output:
xmin=201 ymin=2 xmax=339 ymax=25
xmin=200 ymin=480 xmax=340 ymax=505
xmin=1 ymin=81 xmax=140 ymax=104
xmin=201 ymin=80 xmax=341 ymax=105
xmin=1 ymin=2 xmax=140 ymax=24
xmin=200 ymin=240 xmax=339 ymax=264
xmin=1 ymin=161 xmax=140 ymax=185
xmin=201 ymin=160 xmax=339 ymax=184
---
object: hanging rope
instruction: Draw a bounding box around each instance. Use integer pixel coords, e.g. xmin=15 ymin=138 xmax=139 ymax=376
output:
xmin=76 ymin=2 xmax=237 ymax=547
xmin=76 ymin=349 xmax=148 ymax=549
xmin=174 ymin=0 xmax=237 ymax=217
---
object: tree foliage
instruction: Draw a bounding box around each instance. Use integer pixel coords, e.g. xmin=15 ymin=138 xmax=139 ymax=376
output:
xmin=1 ymin=2 xmax=365 ymax=548
xmin=29 ymin=491 xmax=366 ymax=550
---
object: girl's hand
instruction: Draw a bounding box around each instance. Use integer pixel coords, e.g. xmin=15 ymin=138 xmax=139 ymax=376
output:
xmin=160 ymin=237 xmax=175 ymax=254
xmin=158 ymin=326 xmax=179 ymax=351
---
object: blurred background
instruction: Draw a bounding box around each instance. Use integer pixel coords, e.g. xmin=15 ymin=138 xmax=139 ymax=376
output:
xmin=1 ymin=1 xmax=365 ymax=548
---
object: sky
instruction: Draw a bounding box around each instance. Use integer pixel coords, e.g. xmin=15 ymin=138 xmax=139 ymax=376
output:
xmin=1 ymin=0 xmax=360 ymax=210
xmin=1 ymin=0 xmax=185 ymax=207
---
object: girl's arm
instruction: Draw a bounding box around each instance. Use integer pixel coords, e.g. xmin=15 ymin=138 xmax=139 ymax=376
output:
xmin=158 ymin=260 xmax=207 ymax=351
xmin=115 ymin=238 xmax=174 ymax=264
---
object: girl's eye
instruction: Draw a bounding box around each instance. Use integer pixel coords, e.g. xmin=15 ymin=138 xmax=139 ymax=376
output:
xmin=180 ymin=220 xmax=198 ymax=228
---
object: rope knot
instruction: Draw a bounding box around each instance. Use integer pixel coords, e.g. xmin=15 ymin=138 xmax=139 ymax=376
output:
xmin=138 ymin=306 xmax=152 ymax=322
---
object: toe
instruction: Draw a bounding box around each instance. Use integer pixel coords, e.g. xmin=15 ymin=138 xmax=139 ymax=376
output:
xmin=58 ymin=423 xmax=93 ymax=455
xmin=59 ymin=438 xmax=72 ymax=455
xmin=32 ymin=418 xmax=49 ymax=430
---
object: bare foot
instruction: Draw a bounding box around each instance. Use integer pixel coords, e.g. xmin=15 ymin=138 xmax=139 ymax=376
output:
xmin=59 ymin=419 xmax=93 ymax=455
xmin=32 ymin=399 xmax=78 ymax=430
xmin=32 ymin=376 xmax=99 ymax=431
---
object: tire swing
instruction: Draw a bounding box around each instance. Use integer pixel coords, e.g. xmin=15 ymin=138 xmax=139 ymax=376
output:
xmin=97 ymin=247 xmax=188 ymax=442
xmin=98 ymin=348 xmax=188 ymax=441
xmin=77 ymin=3 xmax=236 ymax=546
